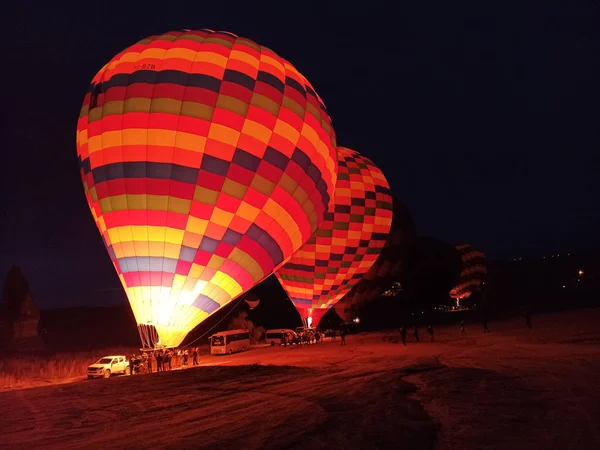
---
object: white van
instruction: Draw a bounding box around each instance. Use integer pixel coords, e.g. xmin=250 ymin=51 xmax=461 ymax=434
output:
xmin=87 ymin=355 xmax=129 ymax=379
xmin=265 ymin=329 xmax=297 ymax=346
xmin=209 ymin=329 xmax=250 ymax=355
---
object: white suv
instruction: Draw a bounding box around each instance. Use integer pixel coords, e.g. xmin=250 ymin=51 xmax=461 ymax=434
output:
xmin=87 ymin=355 xmax=129 ymax=379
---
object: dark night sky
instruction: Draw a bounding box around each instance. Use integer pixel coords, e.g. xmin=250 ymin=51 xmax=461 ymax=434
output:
xmin=2 ymin=1 xmax=599 ymax=309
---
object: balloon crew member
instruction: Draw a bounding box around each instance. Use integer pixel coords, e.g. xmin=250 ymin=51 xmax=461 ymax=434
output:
xmin=192 ymin=347 xmax=199 ymax=366
xmin=413 ymin=325 xmax=420 ymax=342
xmin=400 ymin=326 xmax=407 ymax=346
xmin=483 ymin=319 xmax=490 ymax=333
xmin=156 ymin=352 xmax=163 ymax=372
xmin=427 ymin=326 xmax=434 ymax=341
xmin=147 ymin=352 xmax=154 ymax=374
xmin=460 ymin=321 xmax=466 ymax=336
xmin=129 ymin=355 xmax=134 ymax=375
xmin=340 ymin=328 xmax=346 ymax=345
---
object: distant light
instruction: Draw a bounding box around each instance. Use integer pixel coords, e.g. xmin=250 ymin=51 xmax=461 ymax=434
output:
xmin=353 ymin=317 xmax=360 ymax=324
xmin=578 ymin=270 xmax=584 ymax=276
xmin=543 ymin=257 xmax=546 ymax=259
xmin=562 ymin=285 xmax=566 ymax=288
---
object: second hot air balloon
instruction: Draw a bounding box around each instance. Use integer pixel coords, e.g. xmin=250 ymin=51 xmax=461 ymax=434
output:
xmin=275 ymin=147 xmax=393 ymax=327
xmin=76 ymin=29 xmax=337 ymax=348
xmin=335 ymin=198 xmax=417 ymax=322
xmin=449 ymin=244 xmax=487 ymax=304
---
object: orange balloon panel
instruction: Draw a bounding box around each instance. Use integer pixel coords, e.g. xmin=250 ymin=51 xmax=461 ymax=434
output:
xmin=76 ymin=29 xmax=337 ymax=348
xmin=449 ymin=244 xmax=487 ymax=300
xmin=275 ymin=147 xmax=393 ymax=326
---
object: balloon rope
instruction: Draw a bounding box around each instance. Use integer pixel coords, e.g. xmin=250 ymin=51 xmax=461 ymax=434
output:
xmin=181 ymin=293 xmax=247 ymax=349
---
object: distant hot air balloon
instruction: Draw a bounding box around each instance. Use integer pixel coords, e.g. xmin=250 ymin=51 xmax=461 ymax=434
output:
xmin=449 ymin=244 xmax=487 ymax=303
xmin=335 ymin=199 xmax=417 ymax=322
xmin=76 ymin=29 xmax=337 ymax=348
xmin=275 ymin=147 xmax=393 ymax=327
xmin=244 ymin=292 xmax=260 ymax=310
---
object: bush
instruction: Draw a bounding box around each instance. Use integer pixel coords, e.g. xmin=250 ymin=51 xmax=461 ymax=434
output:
xmin=229 ymin=311 xmax=265 ymax=344
xmin=0 ymin=347 xmax=137 ymax=390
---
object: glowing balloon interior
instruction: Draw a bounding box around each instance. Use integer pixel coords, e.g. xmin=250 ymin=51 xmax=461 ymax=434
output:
xmin=276 ymin=147 xmax=393 ymax=327
xmin=77 ymin=29 xmax=337 ymax=347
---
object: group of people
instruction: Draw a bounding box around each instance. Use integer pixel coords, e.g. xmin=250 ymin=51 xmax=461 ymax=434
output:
xmin=129 ymin=347 xmax=201 ymax=375
xmin=398 ymin=325 xmax=435 ymax=345
xmin=280 ymin=328 xmax=348 ymax=346
xmin=399 ymin=311 xmax=535 ymax=345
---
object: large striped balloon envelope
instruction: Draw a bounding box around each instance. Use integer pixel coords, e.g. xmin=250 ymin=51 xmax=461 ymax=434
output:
xmin=449 ymin=244 xmax=487 ymax=301
xmin=335 ymin=198 xmax=417 ymax=322
xmin=76 ymin=29 xmax=337 ymax=348
xmin=275 ymin=147 xmax=393 ymax=327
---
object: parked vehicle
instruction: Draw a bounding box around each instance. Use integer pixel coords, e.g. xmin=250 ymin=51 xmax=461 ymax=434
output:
xmin=209 ymin=329 xmax=250 ymax=355
xmin=265 ymin=329 xmax=298 ymax=346
xmin=87 ymin=355 xmax=129 ymax=379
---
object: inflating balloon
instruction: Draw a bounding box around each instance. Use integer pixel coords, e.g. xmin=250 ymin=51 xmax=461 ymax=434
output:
xmin=76 ymin=29 xmax=337 ymax=348
xmin=449 ymin=244 xmax=487 ymax=301
xmin=335 ymin=199 xmax=417 ymax=322
xmin=275 ymin=147 xmax=392 ymax=327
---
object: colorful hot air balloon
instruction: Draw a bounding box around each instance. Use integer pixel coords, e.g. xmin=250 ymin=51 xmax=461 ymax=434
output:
xmin=335 ymin=198 xmax=417 ymax=322
xmin=76 ymin=29 xmax=337 ymax=348
xmin=449 ymin=244 xmax=487 ymax=302
xmin=275 ymin=147 xmax=393 ymax=327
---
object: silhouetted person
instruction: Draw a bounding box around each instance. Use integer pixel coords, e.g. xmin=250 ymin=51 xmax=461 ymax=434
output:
xmin=192 ymin=347 xmax=198 ymax=366
xmin=460 ymin=321 xmax=466 ymax=336
xmin=413 ymin=326 xmax=419 ymax=342
xmin=524 ymin=311 xmax=533 ymax=329
xmin=483 ymin=320 xmax=490 ymax=333
xmin=282 ymin=333 xmax=287 ymax=347
xmin=400 ymin=326 xmax=407 ymax=346
xmin=129 ymin=355 xmax=134 ymax=375
xmin=340 ymin=329 xmax=346 ymax=345
xmin=156 ymin=353 xmax=163 ymax=372
xmin=183 ymin=350 xmax=189 ymax=366
xmin=147 ymin=353 xmax=154 ymax=373
xmin=427 ymin=326 xmax=434 ymax=341
xmin=315 ymin=332 xmax=321 ymax=344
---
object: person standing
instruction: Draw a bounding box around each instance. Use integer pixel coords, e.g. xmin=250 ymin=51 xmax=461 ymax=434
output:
xmin=524 ymin=311 xmax=533 ymax=329
xmin=483 ymin=319 xmax=490 ymax=333
xmin=340 ymin=328 xmax=346 ymax=345
xmin=192 ymin=347 xmax=199 ymax=366
xmin=427 ymin=326 xmax=434 ymax=341
xmin=460 ymin=321 xmax=466 ymax=336
xmin=400 ymin=326 xmax=407 ymax=346
xmin=147 ymin=352 xmax=154 ymax=374
xmin=129 ymin=355 xmax=135 ymax=375
xmin=156 ymin=352 xmax=163 ymax=372
xmin=413 ymin=325 xmax=420 ymax=342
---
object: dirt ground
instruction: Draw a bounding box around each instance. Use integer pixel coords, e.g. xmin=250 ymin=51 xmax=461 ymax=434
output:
xmin=1 ymin=308 xmax=599 ymax=450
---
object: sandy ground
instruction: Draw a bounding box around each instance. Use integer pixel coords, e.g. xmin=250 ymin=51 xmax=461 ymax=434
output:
xmin=1 ymin=308 xmax=599 ymax=450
